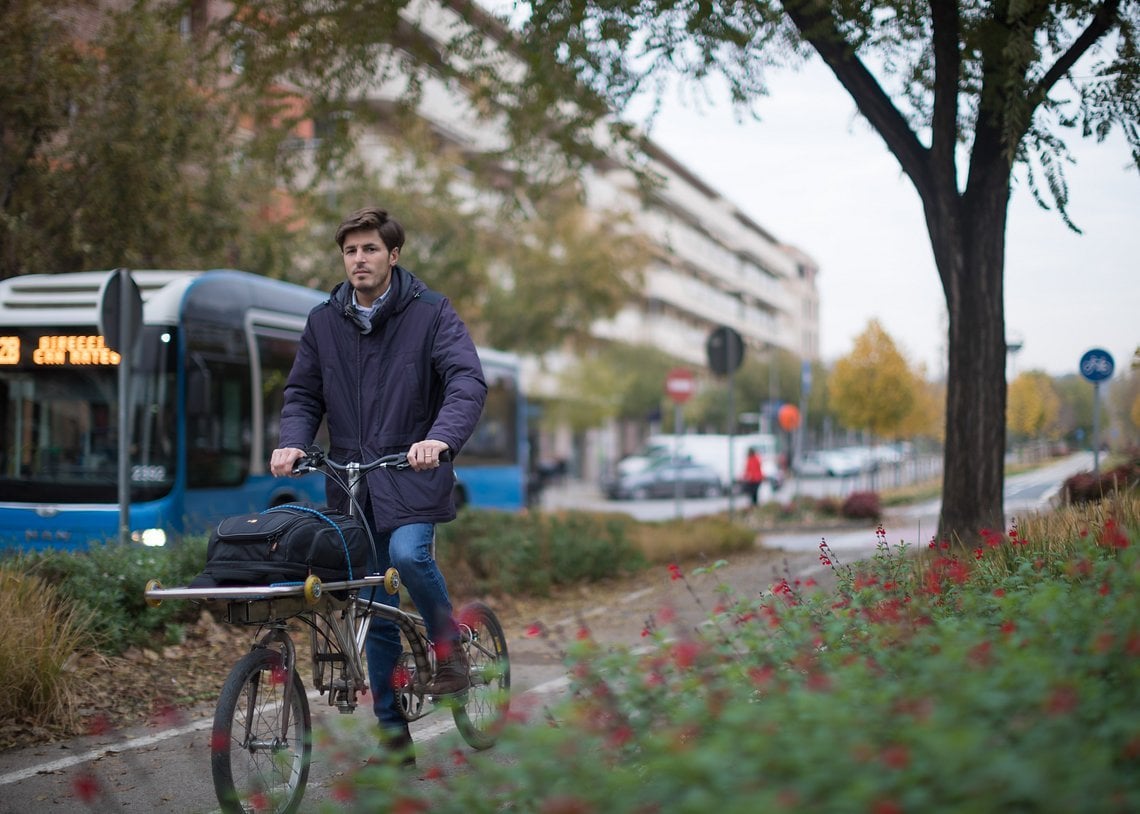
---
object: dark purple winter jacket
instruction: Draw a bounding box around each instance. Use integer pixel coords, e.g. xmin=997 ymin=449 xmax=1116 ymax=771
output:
xmin=278 ymin=266 xmax=486 ymax=530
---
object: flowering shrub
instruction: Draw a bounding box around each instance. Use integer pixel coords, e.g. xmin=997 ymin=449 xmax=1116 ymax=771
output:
xmin=1061 ymin=454 xmax=1139 ymax=505
xmin=841 ymin=489 xmax=882 ymax=521
xmin=340 ymin=493 xmax=1140 ymax=813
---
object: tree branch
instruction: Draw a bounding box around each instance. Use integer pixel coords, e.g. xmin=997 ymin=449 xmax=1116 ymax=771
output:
xmin=781 ymin=0 xmax=934 ymax=201
xmin=928 ymin=0 xmax=961 ymax=183
xmin=1030 ymin=0 xmax=1122 ymax=105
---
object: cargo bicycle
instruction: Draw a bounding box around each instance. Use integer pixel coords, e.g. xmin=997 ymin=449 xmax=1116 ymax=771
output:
xmin=144 ymin=447 xmax=511 ymax=814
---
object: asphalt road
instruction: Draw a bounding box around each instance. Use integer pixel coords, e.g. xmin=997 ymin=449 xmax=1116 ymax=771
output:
xmin=0 ymin=452 xmax=1094 ymax=813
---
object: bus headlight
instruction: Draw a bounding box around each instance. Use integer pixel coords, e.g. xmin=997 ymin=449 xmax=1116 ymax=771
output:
xmin=134 ymin=528 xmax=168 ymax=547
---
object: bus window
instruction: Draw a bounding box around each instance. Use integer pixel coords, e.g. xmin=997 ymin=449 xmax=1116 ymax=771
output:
xmin=254 ymin=329 xmax=327 ymax=464
xmin=461 ymin=368 xmax=519 ymax=466
xmin=187 ymin=358 xmax=250 ymax=487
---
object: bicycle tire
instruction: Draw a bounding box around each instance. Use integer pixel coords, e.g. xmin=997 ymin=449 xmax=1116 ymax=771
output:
xmin=211 ymin=647 xmax=312 ymax=814
xmin=452 ymin=600 xmax=511 ymax=750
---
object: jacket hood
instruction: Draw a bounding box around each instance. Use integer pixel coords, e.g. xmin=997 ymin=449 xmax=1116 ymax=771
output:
xmin=330 ymin=265 xmax=425 ymax=334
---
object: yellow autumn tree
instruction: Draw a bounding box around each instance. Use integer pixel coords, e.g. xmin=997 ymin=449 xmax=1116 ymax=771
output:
xmin=1007 ymin=371 xmax=1062 ymax=441
xmin=897 ymin=365 xmax=945 ymax=442
xmin=829 ymin=320 xmax=922 ymax=439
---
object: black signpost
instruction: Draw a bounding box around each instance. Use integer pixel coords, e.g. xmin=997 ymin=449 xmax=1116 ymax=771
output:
xmin=707 ymin=326 xmax=745 ymax=516
xmin=98 ymin=269 xmax=144 ymax=546
xmin=1079 ymin=347 xmax=1115 ymax=473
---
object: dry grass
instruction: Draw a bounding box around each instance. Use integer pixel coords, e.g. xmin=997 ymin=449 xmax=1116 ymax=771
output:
xmin=1015 ymin=489 xmax=1140 ymax=556
xmin=0 ymin=568 xmax=93 ymax=729
xmin=627 ymin=514 xmax=756 ymax=564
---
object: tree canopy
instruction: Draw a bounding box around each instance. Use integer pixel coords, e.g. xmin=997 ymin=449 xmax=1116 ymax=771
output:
xmin=829 ymin=319 xmax=924 ymax=440
xmin=1007 ymin=370 xmax=1063 ymax=441
xmin=1 ymin=0 xmax=647 ymax=357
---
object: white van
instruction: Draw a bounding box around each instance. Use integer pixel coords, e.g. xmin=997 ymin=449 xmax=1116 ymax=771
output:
xmin=617 ymin=433 xmax=783 ymax=492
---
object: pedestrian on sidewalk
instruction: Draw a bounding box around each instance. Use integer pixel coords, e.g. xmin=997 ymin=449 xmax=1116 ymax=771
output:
xmin=743 ymin=446 xmax=764 ymax=507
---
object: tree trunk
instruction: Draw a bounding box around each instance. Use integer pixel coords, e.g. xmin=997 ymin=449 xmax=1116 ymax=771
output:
xmin=928 ymin=173 xmax=1010 ymax=545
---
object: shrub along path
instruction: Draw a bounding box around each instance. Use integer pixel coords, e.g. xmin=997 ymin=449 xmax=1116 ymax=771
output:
xmin=0 ymin=535 xmax=832 ymax=754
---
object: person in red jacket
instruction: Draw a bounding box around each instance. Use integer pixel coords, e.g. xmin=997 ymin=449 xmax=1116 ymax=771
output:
xmin=743 ymin=447 xmax=764 ymax=507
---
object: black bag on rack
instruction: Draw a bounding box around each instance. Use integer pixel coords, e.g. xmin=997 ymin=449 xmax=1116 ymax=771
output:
xmin=190 ymin=505 xmax=372 ymax=587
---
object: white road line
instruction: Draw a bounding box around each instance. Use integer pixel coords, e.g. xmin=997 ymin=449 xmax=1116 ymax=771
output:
xmin=0 ymin=677 xmax=574 ymax=787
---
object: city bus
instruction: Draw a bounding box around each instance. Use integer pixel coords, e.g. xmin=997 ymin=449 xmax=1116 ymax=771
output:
xmin=0 ymin=269 xmax=526 ymax=552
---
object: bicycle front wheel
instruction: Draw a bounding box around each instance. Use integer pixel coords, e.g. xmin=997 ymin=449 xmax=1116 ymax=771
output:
xmin=453 ymin=600 xmax=511 ymax=750
xmin=211 ymin=647 xmax=312 ymax=814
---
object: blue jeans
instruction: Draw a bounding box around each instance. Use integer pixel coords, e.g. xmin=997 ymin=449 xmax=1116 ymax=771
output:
xmin=364 ymin=522 xmax=460 ymax=730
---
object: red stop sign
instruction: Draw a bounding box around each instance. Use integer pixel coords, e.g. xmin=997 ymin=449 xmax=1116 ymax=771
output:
xmin=665 ymin=367 xmax=696 ymax=404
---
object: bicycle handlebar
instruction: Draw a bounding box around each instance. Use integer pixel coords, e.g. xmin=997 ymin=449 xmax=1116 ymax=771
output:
xmin=291 ymin=446 xmax=452 ymax=475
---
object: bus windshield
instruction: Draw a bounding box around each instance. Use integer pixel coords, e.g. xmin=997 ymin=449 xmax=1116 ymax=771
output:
xmin=0 ymin=325 xmax=178 ymax=503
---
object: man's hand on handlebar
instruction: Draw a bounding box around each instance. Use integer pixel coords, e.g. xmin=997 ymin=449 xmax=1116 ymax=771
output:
xmin=407 ymin=439 xmax=450 ymax=472
xmin=270 ymin=447 xmax=306 ymax=477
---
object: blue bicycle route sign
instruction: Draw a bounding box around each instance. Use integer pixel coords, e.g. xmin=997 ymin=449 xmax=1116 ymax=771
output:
xmin=1079 ymin=348 xmax=1115 ymax=383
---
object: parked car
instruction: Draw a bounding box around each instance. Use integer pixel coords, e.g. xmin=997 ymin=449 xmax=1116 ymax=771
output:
xmin=605 ymin=457 xmax=725 ymax=500
xmin=617 ymin=433 xmax=785 ymax=492
xmin=795 ymin=449 xmax=864 ymax=478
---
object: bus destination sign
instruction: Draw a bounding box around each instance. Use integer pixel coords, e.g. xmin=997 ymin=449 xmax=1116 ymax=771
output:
xmin=0 ymin=334 xmax=122 ymax=366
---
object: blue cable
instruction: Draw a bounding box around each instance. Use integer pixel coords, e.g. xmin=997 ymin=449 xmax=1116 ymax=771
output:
xmin=263 ymin=504 xmax=355 ymax=581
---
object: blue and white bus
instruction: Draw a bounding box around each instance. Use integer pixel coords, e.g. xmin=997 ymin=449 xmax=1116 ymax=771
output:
xmin=0 ymin=270 xmax=526 ymax=552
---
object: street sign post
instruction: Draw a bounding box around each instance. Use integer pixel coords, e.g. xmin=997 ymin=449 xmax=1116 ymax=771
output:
xmin=664 ymin=367 xmax=696 ymax=404
xmin=1079 ymin=348 xmax=1115 ymax=473
xmin=663 ymin=367 xmax=696 ymax=516
xmin=99 ymin=269 xmax=144 ymax=546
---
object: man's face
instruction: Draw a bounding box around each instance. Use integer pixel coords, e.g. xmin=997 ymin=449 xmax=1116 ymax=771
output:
xmin=341 ymin=228 xmax=397 ymax=306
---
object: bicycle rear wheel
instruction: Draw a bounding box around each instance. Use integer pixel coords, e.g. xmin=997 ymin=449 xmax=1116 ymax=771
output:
xmin=452 ymin=600 xmax=510 ymax=750
xmin=211 ymin=647 xmax=312 ymax=814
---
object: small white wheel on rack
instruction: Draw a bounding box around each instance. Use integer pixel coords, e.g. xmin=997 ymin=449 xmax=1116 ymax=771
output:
xmin=303 ymin=575 xmax=323 ymax=606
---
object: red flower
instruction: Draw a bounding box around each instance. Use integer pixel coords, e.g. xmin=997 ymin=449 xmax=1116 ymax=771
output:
xmin=332 ymin=779 xmax=356 ymax=803
xmin=668 ymin=563 xmax=683 ymax=581
xmin=525 ymin=622 xmax=544 ymax=638
xmin=968 ymin=641 xmax=992 ymax=667
xmin=748 ymin=664 xmax=775 ymax=688
xmin=1098 ymin=518 xmax=1130 ymax=549
xmin=210 ymin=728 xmax=230 ymax=752
xmin=880 ymin=743 xmax=910 ymax=770
xmin=72 ymin=772 xmax=101 ymax=804
xmin=86 ymin=713 xmax=113 ymax=737
xmin=392 ymin=797 xmax=430 ymax=814
xmin=872 ymin=800 xmax=904 ymax=814
xmin=540 ymin=794 xmax=596 ymax=814
xmin=1045 ymin=685 xmax=1079 ymax=716
xmin=672 ymin=640 xmax=701 ymax=669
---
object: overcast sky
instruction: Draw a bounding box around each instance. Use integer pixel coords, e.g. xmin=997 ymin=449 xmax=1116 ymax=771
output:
xmin=634 ymin=58 xmax=1140 ymax=381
